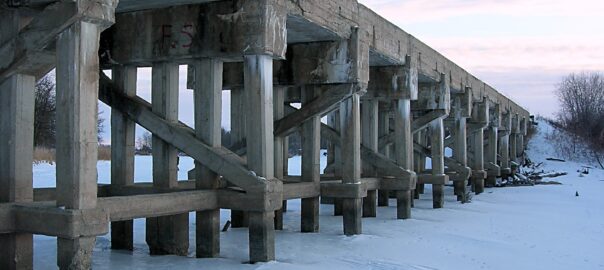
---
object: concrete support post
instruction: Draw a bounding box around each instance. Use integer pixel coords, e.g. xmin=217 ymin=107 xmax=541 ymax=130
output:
xmin=244 ymin=55 xmax=275 ymax=262
xmin=330 ymin=110 xmax=344 ymax=216
xmin=517 ymin=118 xmax=525 ymax=162
xmin=282 ymin=133 xmax=289 ymax=214
xmin=273 ymin=86 xmax=286 ymax=230
xmin=230 ymin=87 xmax=249 ymax=227
xmin=510 ymin=115 xmax=519 ymax=164
xmin=110 ymin=66 xmax=136 ymax=251
xmin=430 ymin=118 xmax=445 ymax=208
xmin=453 ymin=116 xmax=468 ymax=201
xmin=361 ymin=99 xmax=379 ymax=217
xmin=416 ymin=131 xmax=427 ymax=195
xmin=194 ymin=58 xmax=223 ymax=258
xmin=0 ymin=74 xmax=35 ymax=270
xmin=55 ymin=21 xmax=102 ymax=269
xmin=146 ymin=61 xmax=189 ymax=256
xmin=486 ymin=127 xmax=499 ymax=187
xmin=340 ymin=93 xmax=362 ymax=235
xmin=499 ymin=132 xmax=510 ymax=177
xmin=470 ymin=128 xmax=485 ymax=194
xmin=394 ymin=99 xmax=413 ymax=218
xmin=377 ymin=107 xmax=390 ymax=207
xmin=301 ymin=86 xmax=320 ymax=232
xmin=510 ymin=134 xmax=518 ymax=164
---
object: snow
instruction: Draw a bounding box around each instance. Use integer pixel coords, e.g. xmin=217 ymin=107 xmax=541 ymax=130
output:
xmin=31 ymin=122 xmax=604 ymax=269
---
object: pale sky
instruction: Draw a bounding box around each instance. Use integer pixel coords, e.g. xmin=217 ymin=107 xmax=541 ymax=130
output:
xmin=100 ymin=0 xmax=604 ymax=142
xmin=358 ymin=0 xmax=604 ymax=117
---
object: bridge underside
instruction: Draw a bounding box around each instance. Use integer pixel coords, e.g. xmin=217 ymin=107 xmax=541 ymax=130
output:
xmin=0 ymin=0 xmax=530 ymax=268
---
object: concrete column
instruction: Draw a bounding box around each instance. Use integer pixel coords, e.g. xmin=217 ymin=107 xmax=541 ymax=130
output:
xmin=146 ymin=61 xmax=189 ymax=256
xmin=110 ymin=66 xmax=136 ymax=251
xmin=377 ymin=107 xmax=390 ymax=207
xmin=394 ymin=99 xmax=413 ymax=218
xmin=282 ymin=132 xmax=289 ymax=215
xmin=518 ymin=134 xmax=524 ymax=158
xmin=194 ymin=58 xmax=223 ymax=258
xmin=430 ymin=118 xmax=445 ymax=208
xmin=230 ymin=87 xmax=249 ymax=227
xmin=510 ymin=115 xmax=519 ymax=164
xmin=325 ymin=112 xmax=336 ymax=174
xmin=273 ymin=86 xmax=286 ymax=230
xmin=330 ymin=110 xmax=344 ymax=216
xmin=499 ymin=131 xmax=511 ymax=177
xmin=486 ymin=126 xmax=499 ymax=187
xmin=340 ymin=93 xmax=362 ymax=235
xmin=301 ymin=86 xmax=320 ymax=232
xmin=55 ymin=21 xmax=101 ymax=269
xmin=0 ymin=73 xmax=35 ymax=270
xmin=517 ymin=118 xmax=525 ymax=161
xmin=470 ymin=128 xmax=485 ymax=194
xmin=416 ymin=130 xmax=427 ymax=195
xmin=361 ymin=99 xmax=378 ymax=218
xmin=453 ymin=116 xmax=468 ymax=201
xmin=510 ymin=133 xmax=518 ymax=164
xmin=244 ymin=55 xmax=275 ymax=262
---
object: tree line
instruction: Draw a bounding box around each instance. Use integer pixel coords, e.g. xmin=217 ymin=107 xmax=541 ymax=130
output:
xmin=34 ymin=75 xmax=105 ymax=148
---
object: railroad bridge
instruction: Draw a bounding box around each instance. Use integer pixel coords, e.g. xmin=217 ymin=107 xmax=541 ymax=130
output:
xmin=0 ymin=0 xmax=530 ymax=268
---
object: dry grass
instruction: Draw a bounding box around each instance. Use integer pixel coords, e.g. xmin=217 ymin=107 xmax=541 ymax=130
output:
xmin=33 ymin=145 xmax=112 ymax=164
xmin=33 ymin=147 xmax=56 ymax=164
xmin=98 ymin=145 xmax=111 ymax=161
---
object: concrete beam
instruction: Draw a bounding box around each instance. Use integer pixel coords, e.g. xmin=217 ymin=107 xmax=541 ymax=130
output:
xmin=102 ymin=190 xmax=217 ymax=222
xmin=13 ymin=205 xmax=108 ymax=239
xmin=106 ymin=0 xmax=287 ymax=64
xmin=0 ymin=0 xmax=116 ymax=83
xmin=99 ymin=73 xmax=269 ymax=192
xmin=274 ymin=84 xmax=356 ymax=136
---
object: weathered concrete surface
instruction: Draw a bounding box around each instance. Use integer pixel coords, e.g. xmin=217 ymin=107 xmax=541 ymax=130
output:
xmin=105 ymin=0 xmax=287 ymax=63
xmin=340 ymin=93 xmax=363 ymax=235
xmin=110 ymin=65 xmax=136 ymax=251
xmin=244 ymin=54 xmax=277 ymax=262
xmin=146 ymin=61 xmax=189 ymax=256
xmin=194 ymin=58 xmax=223 ymax=258
xmin=301 ymin=87 xmax=321 ymax=232
xmin=0 ymin=73 xmax=35 ymax=270
xmin=55 ymin=18 xmax=107 ymax=269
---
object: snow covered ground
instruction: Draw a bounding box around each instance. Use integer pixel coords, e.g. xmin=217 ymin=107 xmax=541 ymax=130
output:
xmin=31 ymin=121 xmax=604 ymax=269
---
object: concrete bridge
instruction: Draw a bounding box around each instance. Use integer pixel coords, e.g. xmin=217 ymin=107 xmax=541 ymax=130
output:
xmin=0 ymin=0 xmax=530 ymax=268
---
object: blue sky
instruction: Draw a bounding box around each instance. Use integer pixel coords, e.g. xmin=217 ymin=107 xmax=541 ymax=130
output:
xmin=99 ymin=0 xmax=604 ymax=143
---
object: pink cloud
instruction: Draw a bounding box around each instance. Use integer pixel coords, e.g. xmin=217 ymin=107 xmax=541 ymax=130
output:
xmin=359 ymin=0 xmax=604 ymax=23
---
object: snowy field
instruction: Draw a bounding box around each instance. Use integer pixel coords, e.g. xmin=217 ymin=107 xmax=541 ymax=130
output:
xmin=32 ymin=121 xmax=604 ymax=269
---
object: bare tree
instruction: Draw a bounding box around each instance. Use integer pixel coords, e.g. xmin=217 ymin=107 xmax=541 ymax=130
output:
xmin=33 ymin=73 xmax=106 ymax=147
xmin=136 ymin=132 xmax=153 ymax=155
xmin=554 ymin=72 xmax=604 ymax=168
xmin=34 ymin=75 xmax=56 ymax=147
